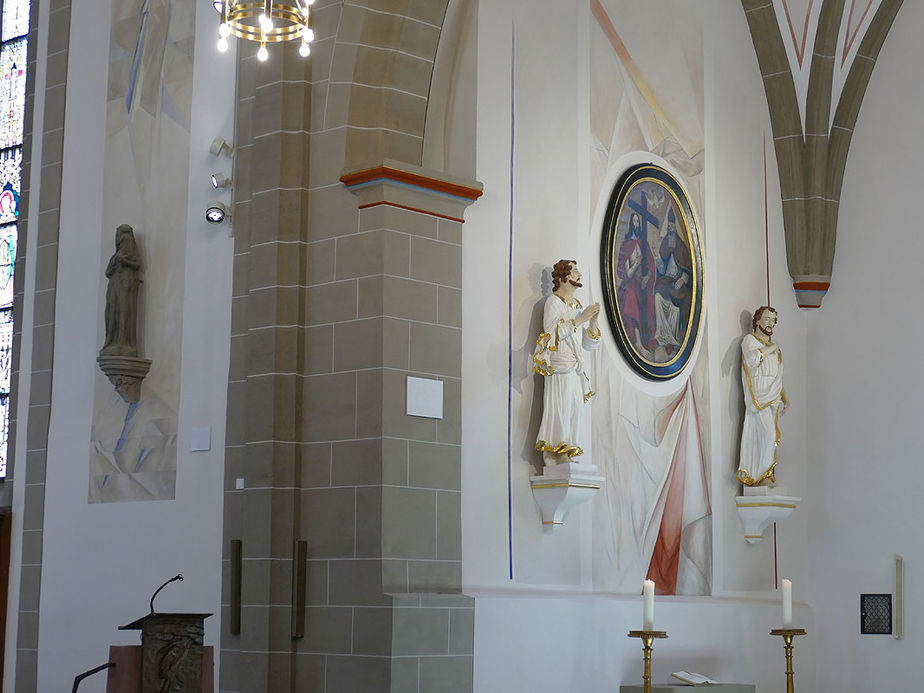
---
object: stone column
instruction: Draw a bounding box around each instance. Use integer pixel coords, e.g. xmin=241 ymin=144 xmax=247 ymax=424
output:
xmin=332 ymin=160 xmax=481 ymax=691
xmin=220 ymin=2 xmax=478 ymax=689
xmin=220 ymin=39 xmax=312 ymax=692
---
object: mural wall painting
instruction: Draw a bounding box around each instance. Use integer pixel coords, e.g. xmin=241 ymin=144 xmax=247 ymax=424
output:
xmin=509 ymin=1 xmax=710 ymax=593
xmin=90 ymin=0 xmax=195 ymax=502
xmin=588 ymin=0 xmax=711 ymax=595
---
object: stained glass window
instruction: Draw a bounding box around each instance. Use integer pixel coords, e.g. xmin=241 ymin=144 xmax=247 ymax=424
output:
xmin=0 ymin=0 xmax=28 ymax=478
xmin=0 ymin=148 xmax=20 ymax=224
xmin=0 ymin=38 xmax=25 ymax=149
xmin=0 ymin=224 xmax=14 ymax=309
xmin=0 ymin=308 xmax=10 ymax=389
xmin=0 ymin=1 xmax=26 ymax=42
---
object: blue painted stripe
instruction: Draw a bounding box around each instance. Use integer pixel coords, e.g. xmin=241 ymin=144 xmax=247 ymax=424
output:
xmin=506 ymin=24 xmax=516 ymax=582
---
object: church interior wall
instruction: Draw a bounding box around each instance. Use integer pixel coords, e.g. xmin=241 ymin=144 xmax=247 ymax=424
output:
xmin=6 ymin=2 xmax=236 ymax=690
xmin=806 ymin=1 xmax=924 ymax=689
xmin=464 ymin=1 xmax=812 ymax=690
xmin=4 ymin=0 xmax=915 ymax=689
xmin=704 ymin=2 xmax=809 ymax=601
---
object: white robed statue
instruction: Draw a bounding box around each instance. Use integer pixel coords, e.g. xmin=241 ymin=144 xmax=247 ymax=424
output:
xmin=533 ymin=259 xmax=602 ymax=466
xmin=737 ymin=305 xmax=790 ymax=486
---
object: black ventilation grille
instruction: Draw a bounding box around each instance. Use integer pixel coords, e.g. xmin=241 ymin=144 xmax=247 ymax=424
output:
xmin=860 ymin=593 xmax=892 ymax=635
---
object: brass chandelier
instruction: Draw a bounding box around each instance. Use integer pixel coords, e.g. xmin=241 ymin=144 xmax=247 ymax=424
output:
xmin=213 ymin=0 xmax=316 ymax=61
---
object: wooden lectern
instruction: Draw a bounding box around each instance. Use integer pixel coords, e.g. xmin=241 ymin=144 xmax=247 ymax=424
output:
xmin=110 ymin=613 xmax=212 ymax=693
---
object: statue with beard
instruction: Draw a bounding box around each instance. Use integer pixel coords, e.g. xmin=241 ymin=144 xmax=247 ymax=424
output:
xmin=737 ymin=306 xmax=790 ymax=486
xmin=533 ymin=259 xmax=602 ymax=468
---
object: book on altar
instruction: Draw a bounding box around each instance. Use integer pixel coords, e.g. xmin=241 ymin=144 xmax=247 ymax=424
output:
xmin=671 ymin=671 xmax=719 ymax=685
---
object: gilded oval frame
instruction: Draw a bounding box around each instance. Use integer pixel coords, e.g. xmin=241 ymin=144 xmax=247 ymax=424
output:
xmin=600 ymin=164 xmax=704 ymax=380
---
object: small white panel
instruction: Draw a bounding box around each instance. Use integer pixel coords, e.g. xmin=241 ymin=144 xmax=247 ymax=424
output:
xmin=406 ymin=376 xmax=443 ymax=419
xmin=190 ymin=426 xmax=211 ymax=452
xmin=235 ymin=478 xmax=245 ymax=490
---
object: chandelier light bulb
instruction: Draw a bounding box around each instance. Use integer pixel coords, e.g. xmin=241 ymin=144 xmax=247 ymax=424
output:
xmin=214 ymin=2 xmax=311 ymax=58
xmin=299 ymin=42 xmax=311 ymax=57
xmin=217 ymin=36 xmax=229 ymax=52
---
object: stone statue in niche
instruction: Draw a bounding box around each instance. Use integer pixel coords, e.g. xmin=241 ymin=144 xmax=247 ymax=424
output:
xmin=97 ymin=224 xmax=151 ymax=403
xmin=533 ymin=259 xmax=602 ymax=467
xmin=101 ymin=224 xmax=141 ymax=356
xmin=737 ymin=305 xmax=790 ymax=486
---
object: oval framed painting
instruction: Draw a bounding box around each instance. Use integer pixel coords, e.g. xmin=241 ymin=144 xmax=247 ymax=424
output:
xmin=600 ymin=163 xmax=704 ymax=380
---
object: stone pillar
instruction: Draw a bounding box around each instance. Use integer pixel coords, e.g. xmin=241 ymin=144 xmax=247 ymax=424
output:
xmin=220 ymin=39 xmax=312 ymax=692
xmin=219 ymin=3 xmax=477 ymax=689
xmin=333 ymin=160 xmax=481 ymax=691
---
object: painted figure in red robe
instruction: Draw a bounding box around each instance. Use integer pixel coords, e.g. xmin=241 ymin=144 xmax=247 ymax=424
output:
xmin=616 ymin=212 xmax=656 ymax=355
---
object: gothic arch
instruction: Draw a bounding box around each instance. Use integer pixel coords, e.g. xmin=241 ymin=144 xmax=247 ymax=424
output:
xmin=323 ymin=0 xmax=452 ymax=168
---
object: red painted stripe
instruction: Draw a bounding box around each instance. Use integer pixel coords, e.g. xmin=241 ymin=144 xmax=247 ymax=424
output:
xmin=798 ymin=304 xmax=822 ymax=308
xmin=764 ymin=134 xmax=770 ymax=305
xmin=842 ymin=0 xmax=876 ymax=65
xmin=793 ymin=281 xmax=830 ymax=291
xmin=357 ymin=200 xmax=466 ymax=224
xmin=781 ymin=0 xmax=815 ymax=67
xmin=341 ymin=166 xmax=483 ymax=201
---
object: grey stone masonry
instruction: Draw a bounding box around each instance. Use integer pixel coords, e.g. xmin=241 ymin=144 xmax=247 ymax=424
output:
xmin=14 ymin=1 xmax=64 ymax=691
xmin=741 ymin=0 xmax=904 ymax=305
xmin=220 ymin=2 xmax=481 ymax=688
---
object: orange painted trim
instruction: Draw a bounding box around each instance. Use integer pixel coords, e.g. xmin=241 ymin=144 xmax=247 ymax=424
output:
xmin=341 ymin=166 xmax=483 ymax=201
xmin=793 ymin=281 xmax=830 ymax=291
xmin=357 ymin=200 xmax=466 ymax=224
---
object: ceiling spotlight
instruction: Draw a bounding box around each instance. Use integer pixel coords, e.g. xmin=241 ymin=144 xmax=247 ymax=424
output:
xmin=209 ymin=136 xmax=233 ymax=157
xmin=206 ymin=201 xmax=229 ymax=224
xmin=211 ymin=173 xmax=232 ymax=189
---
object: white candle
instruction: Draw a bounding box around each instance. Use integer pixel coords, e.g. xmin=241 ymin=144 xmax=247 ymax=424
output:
xmin=781 ymin=579 xmax=793 ymax=627
xmin=643 ymin=579 xmax=655 ymax=630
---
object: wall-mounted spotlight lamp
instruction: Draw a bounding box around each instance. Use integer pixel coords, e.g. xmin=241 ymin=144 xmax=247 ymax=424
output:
xmin=210 ymin=136 xmax=233 ymax=157
xmin=206 ymin=201 xmax=229 ymax=224
xmin=211 ymin=173 xmax=232 ymax=189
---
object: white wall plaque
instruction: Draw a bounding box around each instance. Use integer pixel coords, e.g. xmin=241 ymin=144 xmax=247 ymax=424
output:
xmin=406 ymin=376 xmax=443 ymax=419
xmin=190 ymin=426 xmax=211 ymax=452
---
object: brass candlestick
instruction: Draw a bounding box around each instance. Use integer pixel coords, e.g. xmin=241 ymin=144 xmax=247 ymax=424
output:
xmin=627 ymin=630 xmax=668 ymax=693
xmin=770 ymin=628 xmax=806 ymax=693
